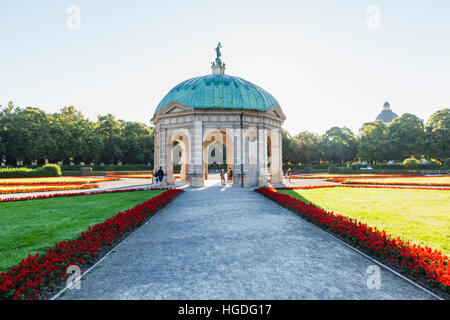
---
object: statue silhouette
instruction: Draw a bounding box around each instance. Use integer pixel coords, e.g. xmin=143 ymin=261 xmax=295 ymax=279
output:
xmin=215 ymin=42 xmax=222 ymax=58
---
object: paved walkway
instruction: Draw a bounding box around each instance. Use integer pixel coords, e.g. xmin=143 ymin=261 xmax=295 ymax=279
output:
xmin=59 ymin=180 xmax=435 ymax=300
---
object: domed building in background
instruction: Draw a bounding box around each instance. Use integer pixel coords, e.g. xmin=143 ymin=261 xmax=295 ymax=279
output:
xmin=375 ymin=101 xmax=398 ymax=124
xmin=151 ymin=43 xmax=286 ymax=187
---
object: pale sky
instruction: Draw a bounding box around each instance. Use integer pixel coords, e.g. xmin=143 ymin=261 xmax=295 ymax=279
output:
xmin=1 ymin=0 xmax=449 ymax=135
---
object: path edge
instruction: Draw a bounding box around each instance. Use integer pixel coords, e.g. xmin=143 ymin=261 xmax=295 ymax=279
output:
xmin=50 ymin=194 xmax=179 ymax=300
xmin=254 ymin=190 xmax=444 ymax=300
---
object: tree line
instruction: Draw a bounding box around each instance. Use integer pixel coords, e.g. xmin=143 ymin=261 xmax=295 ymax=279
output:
xmin=0 ymin=102 xmax=154 ymax=166
xmin=1 ymin=101 xmax=448 ymax=167
xmin=282 ymin=109 xmax=450 ymax=165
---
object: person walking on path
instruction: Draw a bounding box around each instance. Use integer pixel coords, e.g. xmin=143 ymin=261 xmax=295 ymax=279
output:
xmin=153 ymin=169 xmax=159 ymax=185
xmin=228 ymin=169 xmax=233 ymax=186
xmin=286 ymin=168 xmax=292 ymax=183
xmin=220 ymin=169 xmax=226 ymax=185
xmin=156 ymin=167 xmax=164 ymax=185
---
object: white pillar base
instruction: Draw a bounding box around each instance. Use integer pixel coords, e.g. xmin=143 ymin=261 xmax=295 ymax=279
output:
xmin=258 ymin=173 xmax=269 ymax=186
xmin=189 ymin=173 xmax=204 ymax=187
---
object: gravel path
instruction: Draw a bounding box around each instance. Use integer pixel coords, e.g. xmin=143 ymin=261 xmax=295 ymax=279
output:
xmin=58 ymin=180 xmax=436 ymax=300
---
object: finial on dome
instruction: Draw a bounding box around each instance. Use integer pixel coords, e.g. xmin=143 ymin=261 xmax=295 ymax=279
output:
xmin=211 ymin=42 xmax=226 ymax=75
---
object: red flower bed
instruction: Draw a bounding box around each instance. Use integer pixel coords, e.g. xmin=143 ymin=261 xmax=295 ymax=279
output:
xmin=255 ymin=187 xmax=450 ymax=293
xmin=0 ymin=188 xmax=183 ymax=300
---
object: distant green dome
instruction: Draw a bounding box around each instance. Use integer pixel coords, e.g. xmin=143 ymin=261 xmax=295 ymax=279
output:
xmin=155 ymin=74 xmax=280 ymax=114
xmin=375 ymin=101 xmax=398 ymax=123
xmin=376 ymin=109 xmax=398 ymax=123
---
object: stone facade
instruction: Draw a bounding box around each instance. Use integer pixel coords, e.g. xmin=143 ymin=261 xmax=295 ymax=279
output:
xmin=151 ymin=104 xmax=286 ymax=187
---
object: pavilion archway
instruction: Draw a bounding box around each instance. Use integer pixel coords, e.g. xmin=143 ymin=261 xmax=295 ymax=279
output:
xmin=166 ymin=129 xmax=191 ymax=184
xmin=203 ymin=129 xmax=234 ymax=181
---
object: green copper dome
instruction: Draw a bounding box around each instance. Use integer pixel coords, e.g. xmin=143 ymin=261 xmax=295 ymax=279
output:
xmin=376 ymin=109 xmax=398 ymax=123
xmin=154 ymin=74 xmax=280 ymax=114
xmin=375 ymin=101 xmax=398 ymax=123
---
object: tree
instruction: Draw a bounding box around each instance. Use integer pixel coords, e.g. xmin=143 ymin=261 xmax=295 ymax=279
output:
xmin=292 ymin=131 xmax=321 ymax=164
xmin=0 ymin=101 xmax=15 ymax=117
xmin=83 ymin=129 xmax=104 ymax=164
xmin=0 ymin=102 xmax=15 ymax=161
xmin=357 ymin=121 xmax=388 ymax=163
xmin=0 ymin=136 xmax=5 ymax=159
xmin=281 ymin=129 xmax=297 ymax=164
xmin=0 ymin=102 xmax=159 ymax=166
xmin=425 ymin=108 xmax=450 ymax=161
xmin=95 ymin=114 xmax=124 ymax=164
xmin=319 ymin=127 xmax=357 ymax=163
xmin=50 ymin=106 xmax=93 ymax=163
xmin=385 ymin=113 xmax=425 ymax=161
xmin=121 ymin=122 xmax=154 ymax=164
xmin=2 ymin=107 xmax=55 ymax=163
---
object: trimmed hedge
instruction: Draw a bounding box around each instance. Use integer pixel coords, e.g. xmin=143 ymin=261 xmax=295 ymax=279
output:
xmin=60 ymin=164 xmax=152 ymax=172
xmin=39 ymin=164 xmax=62 ymax=177
xmin=444 ymin=158 xmax=450 ymax=169
xmin=282 ymin=164 xmax=338 ymax=171
xmin=286 ymin=163 xmax=445 ymax=171
xmin=328 ymin=166 xmax=353 ymax=173
xmin=403 ymin=158 xmax=420 ymax=169
xmin=351 ymin=163 xmax=443 ymax=170
xmin=0 ymin=164 xmax=62 ymax=178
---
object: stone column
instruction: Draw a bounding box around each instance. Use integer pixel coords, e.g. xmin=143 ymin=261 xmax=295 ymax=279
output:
xmin=270 ymin=129 xmax=282 ymax=184
xmin=226 ymin=128 xmax=234 ymax=176
xmin=248 ymin=128 xmax=258 ymax=186
xmin=279 ymin=127 xmax=283 ymax=182
xmin=154 ymin=129 xmax=160 ymax=171
xmin=159 ymin=129 xmax=167 ymax=173
xmin=180 ymin=143 xmax=189 ymax=181
xmin=188 ymin=119 xmax=204 ymax=187
xmin=166 ymin=139 xmax=175 ymax=185
xmin=257 ymin=127 xmax=269 ymax=186
xmin=203 ymin=141 xmax=210 ymax=180
xmin=233 ymin=126 xmax=243 ymax=187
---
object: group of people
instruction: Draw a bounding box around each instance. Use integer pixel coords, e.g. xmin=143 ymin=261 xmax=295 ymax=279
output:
xmin=152 ymin=167 xmax=292 ymax=185
xmin=153 ymin=167 xmax=164 ymax=185
xmin=219 ymin=169 xmax=233 ymax=185
xmin=152 ymin=167 xmax=234 ymax=186
xmin=220 ymin=168 xmax=292 ymax=185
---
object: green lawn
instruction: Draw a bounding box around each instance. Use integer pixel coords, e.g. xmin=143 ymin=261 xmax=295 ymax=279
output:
xmin=278 ymin=187 xmax=450 ymax=255
xmin=0 ymin=190 xmax=164 ymax=271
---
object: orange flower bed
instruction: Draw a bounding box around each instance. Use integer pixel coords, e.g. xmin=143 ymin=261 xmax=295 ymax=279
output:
xmin=0 ymin=177 xmax=119 ymax=185
xmin=105 ymin=174 xmax=153 ymax=178
xmin=105 ymin=174 xmax=181 ymax=179
xmin=0 ymin=184 xmax=99 ymax=194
